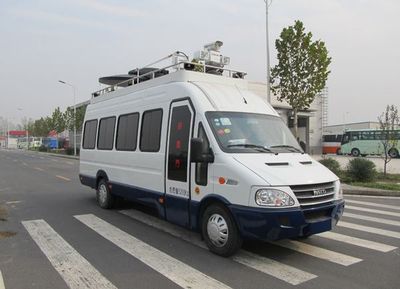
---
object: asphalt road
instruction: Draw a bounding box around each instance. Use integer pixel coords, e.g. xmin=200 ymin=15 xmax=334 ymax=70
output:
xmin=0 ymin=149 xmax=399 ymax=289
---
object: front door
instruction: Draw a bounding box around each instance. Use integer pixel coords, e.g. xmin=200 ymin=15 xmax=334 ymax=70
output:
xmin=165 ymin=100 xmax=194 ymax=227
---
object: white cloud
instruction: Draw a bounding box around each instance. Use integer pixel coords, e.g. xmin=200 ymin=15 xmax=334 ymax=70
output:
xmin=77 ymin=0 xmax=148 ymax=18
xmin=9 ymin=8 xmax=112 ymax=30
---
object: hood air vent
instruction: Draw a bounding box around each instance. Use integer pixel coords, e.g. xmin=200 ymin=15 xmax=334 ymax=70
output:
xmin=299 ymin=161 xmax=313 ymax=165
xmin=265 ymin=162 xmax=289 ymax=166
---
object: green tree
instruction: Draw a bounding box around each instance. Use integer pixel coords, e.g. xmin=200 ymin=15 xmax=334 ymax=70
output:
xmin=378 ymin=104 xmax=400 ymax=176
xmin=271 ymin=20 xmax=331 ymax=138
xmin=65 ymin=105 xmax=86 ymax=131
xmin=51 ymin=107 xmax=66 ymax=133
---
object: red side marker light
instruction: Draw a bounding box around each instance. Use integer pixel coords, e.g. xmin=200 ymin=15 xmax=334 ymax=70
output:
xmin=218 ymin=177 xmax=226 ymax=184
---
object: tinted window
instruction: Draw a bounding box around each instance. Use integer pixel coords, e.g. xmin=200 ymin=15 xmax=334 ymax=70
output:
xmin=140 ymin=109 xmax=163 ymax=152
xmin=196 ymin=123 xmax=209 ymax=186
xmin=82 ymin=120 xmax=97 ymax=149
xmin=116 ymin=113 xmax=139 ymax=151
xmin=168 ymin=106 xmax=191 ymax=182
xmin=98 ymin=117 xmax=116 ymax=150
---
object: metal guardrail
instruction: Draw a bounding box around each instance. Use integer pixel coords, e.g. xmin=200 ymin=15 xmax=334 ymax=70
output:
xmin=92 ymin=52 xmax=247 ymax=98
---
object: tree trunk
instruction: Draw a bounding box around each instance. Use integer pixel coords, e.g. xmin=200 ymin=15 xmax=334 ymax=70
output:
xmin=293 ymin=108 xmax=299 ymax=139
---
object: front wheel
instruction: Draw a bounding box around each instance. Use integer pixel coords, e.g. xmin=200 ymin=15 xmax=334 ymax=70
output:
xmin=201 ymin=204 xmax=242 ymax=257
xmin=351 ymin=148 xmax=360 ymax=157
xmin=389 ymin=148 xmax=399 ymax=158
xmin=96 ymin=179 xmax=115 ymax=209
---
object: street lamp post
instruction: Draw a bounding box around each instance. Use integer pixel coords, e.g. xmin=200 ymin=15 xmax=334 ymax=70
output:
xmin=58 ymin=80 xmax=77 ymax=156
xmin=17 ymin=108 xmax=29 ymax=150
xmin=264 ymin=0 xmax=272 ymax=103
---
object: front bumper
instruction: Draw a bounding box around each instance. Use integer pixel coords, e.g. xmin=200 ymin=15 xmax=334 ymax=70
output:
xmin=229 ymin=200 xmax=345 ymax=241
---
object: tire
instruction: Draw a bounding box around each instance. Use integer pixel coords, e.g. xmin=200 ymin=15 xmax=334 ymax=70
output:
xmin=96 ymin=178 xmax=115 ymax=209
xmin=351 ymin=148 xmax=360 ymax=157
xmin=201 ymin=204 xmax=242 ymax=257
xmin=336 ymin=148 xmax=341 ymax=155
xmin=388 ymin=148 xmax=399 ymax=158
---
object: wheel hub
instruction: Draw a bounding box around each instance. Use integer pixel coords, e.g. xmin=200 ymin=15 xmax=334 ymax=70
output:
xmin=207 ymin=214 xmax=228 ymax=247
xmin=98 ymin=184 xmax=107 ymax=204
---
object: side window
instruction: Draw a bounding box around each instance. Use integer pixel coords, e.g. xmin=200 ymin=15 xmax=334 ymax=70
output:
xmin=98 ymin=117 xmax=116 ymax=150
xmin=116 ymin=113 xmax=139 ymax=151
xmin=82 ymin=120 xmax=97 ymax=149
xmin=140 ymin=109 xmax=163 ymax=152
xmin=196 ymin=123 xmax=210 ymax=186
xmin=168 ymin=106 xmax=192 ymax=182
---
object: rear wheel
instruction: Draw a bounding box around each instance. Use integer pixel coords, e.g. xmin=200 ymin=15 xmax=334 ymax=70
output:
xmin=96 ymin=178 xmax=115 ymax=209
xmin=351 ymin=148 xmax=360 ymax=157
xmin=388 ymin=148 xmax=399 ymax=158
xmin=202 ymin=204 xmax=242 ymax=257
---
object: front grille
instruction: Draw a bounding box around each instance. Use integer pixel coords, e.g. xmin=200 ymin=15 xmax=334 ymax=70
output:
xmin=290 ymin=182 xmax=336 ymax=207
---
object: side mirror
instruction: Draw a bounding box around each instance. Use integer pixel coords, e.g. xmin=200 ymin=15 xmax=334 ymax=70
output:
xmin=191 ymin=138 xmax=214 ymax=163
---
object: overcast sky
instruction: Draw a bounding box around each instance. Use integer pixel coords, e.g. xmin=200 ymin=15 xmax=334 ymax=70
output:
xmin=0 ymin=0 xmax=399 ymax=126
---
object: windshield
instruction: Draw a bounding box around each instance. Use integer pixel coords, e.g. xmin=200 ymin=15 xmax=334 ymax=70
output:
xmin=206 ymin=112 xmax=303 ymax=153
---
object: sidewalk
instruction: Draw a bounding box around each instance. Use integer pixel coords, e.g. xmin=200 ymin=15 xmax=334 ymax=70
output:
xmin=29 ymin=150 xmax=79 ymax=160
xmin=342 ymin=183 xmax=400 ymax=197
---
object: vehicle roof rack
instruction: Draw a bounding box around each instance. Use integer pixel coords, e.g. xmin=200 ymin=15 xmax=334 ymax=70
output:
xmin=92 ymin=46 xmax=247 ymax=98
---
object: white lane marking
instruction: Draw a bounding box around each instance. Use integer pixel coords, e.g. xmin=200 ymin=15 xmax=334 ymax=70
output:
xmin=346 ymin=205 xmax=400 ymax=218
xmin=5 ymin=201 xmax=21 ymax=205
xmin=75 ymin=214 xmax=232 ymax=289
xmin=338 ymin=221 xmax=400 ymax=239
xmin=34 ymin=167 xmax=44 ymax=172
xmin=317 ymin=231 xmax=397 ymax=252
xmin=51 ymin=159 xmax=59 ymax=162
xmin=0 ymin=270 xmax=5 ymax=289
xmin=66 ymin=161 xmax=74 ymax=165
xmin=345 ymin=194 xmax=400 ymax=200
xmin=119 ymin=210 xmax=316 ymax=285
xmin=345 ymin=199 xmax=400 ymax=211
xmin=22 ymin=162 xmax=28 ymax=166
xmin=22 ymin=219 xmax=116 ymax=289
xmin=343 ymin=212 xmax=400 ymax=227
xmin=56 ymin=175 xmax=71 ymax=181
xmin=233 ymin=251 xmax=317 ymax=285
xmin=272 ymin=240 xmax=362 ymax=266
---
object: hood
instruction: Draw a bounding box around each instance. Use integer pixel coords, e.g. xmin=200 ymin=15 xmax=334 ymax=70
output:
xmin=233 ymin=153 xmax=338 ymax=186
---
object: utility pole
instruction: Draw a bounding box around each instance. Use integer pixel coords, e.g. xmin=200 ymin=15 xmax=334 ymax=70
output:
xmin=264 ymin=0 xmax=272 ymax=103
xmin=58 ymin=80 xmax=77 ymax=156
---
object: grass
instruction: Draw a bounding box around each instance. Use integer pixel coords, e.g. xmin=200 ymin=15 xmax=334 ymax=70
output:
xmin=343 ymin=173 xmax=400 ymax=191
xmin=349 ymin=182 xmax=400 ymax=191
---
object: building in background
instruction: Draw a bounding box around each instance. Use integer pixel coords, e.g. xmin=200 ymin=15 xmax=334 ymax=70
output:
xmin=249 ymin=82 xmax=326 ymax=155
xmin=324 ymin=122 xmax=381 ymax=135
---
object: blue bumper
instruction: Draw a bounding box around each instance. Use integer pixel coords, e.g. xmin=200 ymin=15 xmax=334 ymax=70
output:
xmin=229 ymin=200 xmax=345 ymax=241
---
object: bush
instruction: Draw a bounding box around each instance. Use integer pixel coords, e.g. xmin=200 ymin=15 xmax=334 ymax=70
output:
xmin=38 ymin=145 xmax=48 ymax=152
xmin=346 ymin=158 xmax=377 ymax=182
xmin=319 ymin=158 xmax=342 ymax=176
xmin=65 ymin=147 xmax=74 ymax=155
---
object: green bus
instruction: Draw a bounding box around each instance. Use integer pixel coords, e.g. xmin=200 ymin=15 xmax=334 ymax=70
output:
xmin=341 ymin=129 xmax=400 ymax=158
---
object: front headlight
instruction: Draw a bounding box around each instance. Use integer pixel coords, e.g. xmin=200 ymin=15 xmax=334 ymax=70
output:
xmin=334 ymin=180 xmax=343 ymax=200
xmin=255 ymin=189 xmax=295 ymax=207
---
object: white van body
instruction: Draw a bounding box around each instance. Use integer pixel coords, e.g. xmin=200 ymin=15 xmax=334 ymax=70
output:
xmin=80 ymin=68 xmax=344 ymax=256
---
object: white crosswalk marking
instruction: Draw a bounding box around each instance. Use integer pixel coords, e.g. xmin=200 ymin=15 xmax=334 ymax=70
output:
xmin=22 ymin=219 xmax=116 ymax=289
xmin=345 ymin=199 xmax=400 ymax=211
xmin=343 ymin=212 xmax=400 ymax=227
xmin=233 ymin=251 xmax=317 ymax=285
xmin=272 ymin=240 xmax=362 ymax=266
xmin=75 ymin=214 xmax=232 ymax=289
xmin=338 ymin=221 xmax=400 ymax=239
xmin=346 ymin=205 xmax=400 ymax=218
xmin=0 ymin=270 xmax=5 ymax=289
xmin=317 ymin=231 xmax=397 ymax=252
xmin=120 ymin=209 xmax=316 ymax=285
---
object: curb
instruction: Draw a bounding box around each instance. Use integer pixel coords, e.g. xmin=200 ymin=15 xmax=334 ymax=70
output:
xmin=343 ymin=184 xmax=400 ymax=197
xmin=28 ymin=150 xmax=79 ymax=160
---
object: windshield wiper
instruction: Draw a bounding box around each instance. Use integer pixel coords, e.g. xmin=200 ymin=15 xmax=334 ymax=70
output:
xmin=227 ymin=144 xmax=274 ymax=153
xmin=270 ymin=145 xmax=304 ymax=153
